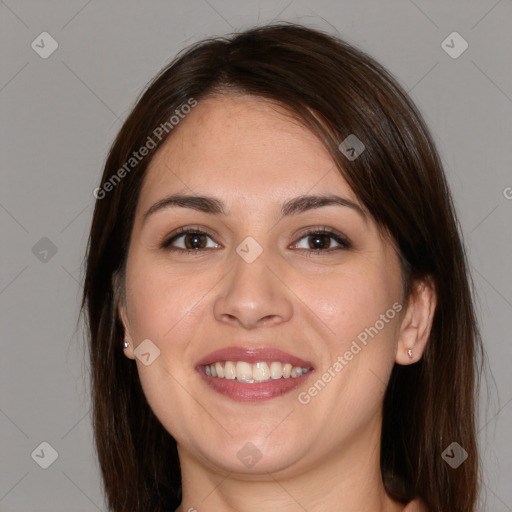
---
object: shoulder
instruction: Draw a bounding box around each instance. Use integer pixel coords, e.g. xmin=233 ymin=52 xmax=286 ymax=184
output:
xmin=402 ymin=498 xmax=429 ymax=512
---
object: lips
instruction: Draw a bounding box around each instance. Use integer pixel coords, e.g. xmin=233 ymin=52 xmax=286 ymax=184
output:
xmin=196 ymin=346 xmax=314 ymax=402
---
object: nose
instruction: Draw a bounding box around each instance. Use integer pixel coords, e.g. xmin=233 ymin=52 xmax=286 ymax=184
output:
xmin=213 ymin=245 xmax=294 ymax=329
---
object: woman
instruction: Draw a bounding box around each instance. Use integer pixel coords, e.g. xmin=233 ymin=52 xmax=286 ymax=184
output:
xmin=82 ymin=23 xmax=482 ymax=511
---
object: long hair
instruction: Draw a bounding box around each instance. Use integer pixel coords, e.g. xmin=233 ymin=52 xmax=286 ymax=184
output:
xmin=81 ymin=23 xmax=482 ymax=511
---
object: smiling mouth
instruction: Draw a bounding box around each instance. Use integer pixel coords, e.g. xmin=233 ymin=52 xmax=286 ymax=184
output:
xmin=202 ymin=361 xmax=313 ymax=383
xmin=196 ymin=346 xmax=314 ymax=401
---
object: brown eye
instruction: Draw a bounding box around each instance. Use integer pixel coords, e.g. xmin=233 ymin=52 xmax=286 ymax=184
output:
xmin=162 ymin=228 xmax=220 ymax=252
xmin=293 ymin=228 xmax=351 ymax=253
xmin=182 ymin=232 xmax=208 ymax=250
xmin=306 ymin=233 xmax=334 ymax=250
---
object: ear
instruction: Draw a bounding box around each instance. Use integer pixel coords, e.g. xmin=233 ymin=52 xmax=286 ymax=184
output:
xmin=395 ymin=276 xmax=436 ymax=365
xmin=113 ymin=270 xmax=135 ymax=360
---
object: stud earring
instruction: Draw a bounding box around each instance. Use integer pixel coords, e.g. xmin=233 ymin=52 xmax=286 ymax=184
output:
xmin=123 ymin=340 xmax=129 ymax=349
xmin=407 ymin=349 xmax=413 ymax=359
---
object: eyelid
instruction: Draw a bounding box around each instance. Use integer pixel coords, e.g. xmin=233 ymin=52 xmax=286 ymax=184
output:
xmin=160 ymin=225 xmax=220 ymax=249
xmin=160 ymin=225 xmax=352 ymax=253
xmin=290 ymin=226 xmax=351 ymax=252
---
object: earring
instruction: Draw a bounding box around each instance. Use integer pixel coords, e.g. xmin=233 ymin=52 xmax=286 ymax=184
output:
xmin=123 ymin=340 xmax=129 ymax=349
xmin=407 ymin=349 xmax=413 ymax=359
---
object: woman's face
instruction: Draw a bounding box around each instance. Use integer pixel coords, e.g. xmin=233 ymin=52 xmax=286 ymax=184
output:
xmin=120 ymin=94 xmax=406 ymax=476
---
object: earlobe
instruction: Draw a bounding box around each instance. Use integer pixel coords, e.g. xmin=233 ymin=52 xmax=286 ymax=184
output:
xmin=395 ymin=277 xmax=436 ymax=365
xmin=119 ymin=306 xmax=135 ymax=360
xmin=112 ymin=270 xmax=136 ymax=360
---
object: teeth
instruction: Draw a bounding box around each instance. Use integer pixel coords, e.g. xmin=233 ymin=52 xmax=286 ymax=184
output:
xmin=270 ymin=361 xmax=282 ymax=379
xmin=290 ymin=367 xmax=303 ymax=377
xmin=224 ymin=361 xmax=236 ymax=380
xmin=253 ymin=362 xmax=270 ymax=382
xmin=236 ymin=361 xmax=253 ymax=383
xmin=215 ymin=362 xmax=224 ymax=378
xmin=203 ymin=361 xmax=311 ymax=382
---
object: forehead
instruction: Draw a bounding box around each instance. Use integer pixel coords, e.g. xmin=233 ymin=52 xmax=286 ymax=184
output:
xmin=138 ymin=94 xmax=361 ymax=214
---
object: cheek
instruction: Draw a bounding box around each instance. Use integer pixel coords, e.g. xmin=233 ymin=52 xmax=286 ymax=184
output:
xmin=123 ymin=258 xmax=215 ymax=441
xmin=301 ymin=258 xmax=402 ymax=410
xmin=308 ymin=261 xmax=401 ymax=398
xmin=125 ymin=255 xmax=216 ymax=342
xmin=310 ymin=262 xmax=402 ymax=348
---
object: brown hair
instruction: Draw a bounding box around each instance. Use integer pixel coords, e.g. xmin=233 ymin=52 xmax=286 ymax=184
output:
xmin=81 ymin=23 xmax=482 ymax=511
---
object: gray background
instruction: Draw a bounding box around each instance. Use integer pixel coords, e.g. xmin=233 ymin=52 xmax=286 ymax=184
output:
xmin=1 ymin=1 xmax=511 ymax=510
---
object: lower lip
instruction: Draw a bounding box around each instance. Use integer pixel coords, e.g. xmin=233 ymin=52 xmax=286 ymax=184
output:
xmin=197 ymin=368 xmax=314 ymax=402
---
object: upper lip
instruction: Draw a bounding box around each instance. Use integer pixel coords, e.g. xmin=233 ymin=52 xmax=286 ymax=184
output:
xmin=196 ymin=346 xmax=314 ymax=369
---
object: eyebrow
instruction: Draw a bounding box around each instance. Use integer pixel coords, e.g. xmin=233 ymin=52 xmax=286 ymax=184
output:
xmin=143 ymin=193 xmax=366 ymax=223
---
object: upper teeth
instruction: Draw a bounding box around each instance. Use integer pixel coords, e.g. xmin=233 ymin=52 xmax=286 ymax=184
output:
xmin=204 ymin=361 xmax=311 ymax=382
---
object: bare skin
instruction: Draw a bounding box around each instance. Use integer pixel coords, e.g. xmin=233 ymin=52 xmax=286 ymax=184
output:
xmin=118 ymin=94 xmax=436 ymax=512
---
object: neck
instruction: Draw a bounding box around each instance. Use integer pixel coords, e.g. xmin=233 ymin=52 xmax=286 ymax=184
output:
xmin=175 ymin=417 xmax=405 ymax=512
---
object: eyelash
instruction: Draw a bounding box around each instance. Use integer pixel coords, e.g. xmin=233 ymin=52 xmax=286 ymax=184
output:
xmin=160 ymin=225 xmax=351 ymax=255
